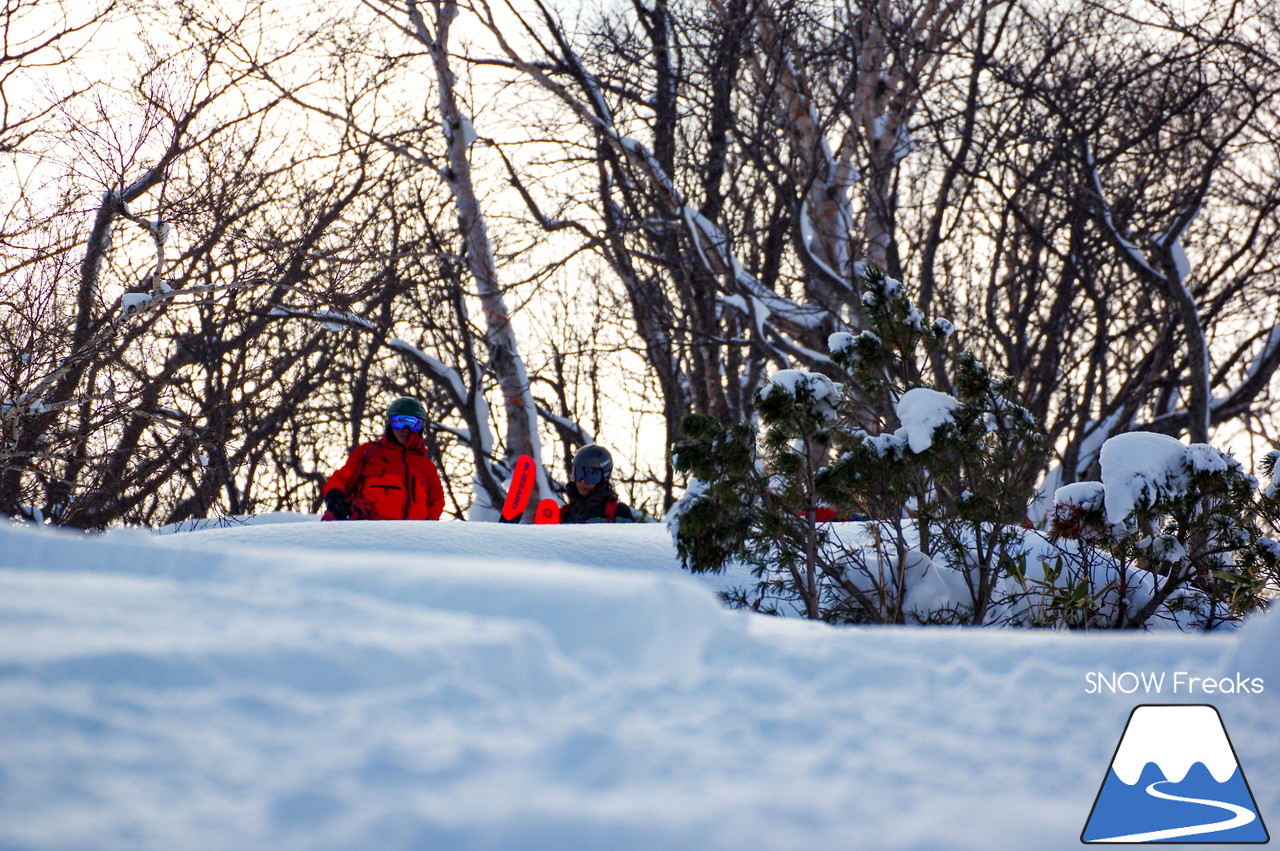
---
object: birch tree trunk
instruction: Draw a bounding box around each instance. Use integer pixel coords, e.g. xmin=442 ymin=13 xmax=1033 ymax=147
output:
xmin=406 ymin=0 xmax=551 ymax=514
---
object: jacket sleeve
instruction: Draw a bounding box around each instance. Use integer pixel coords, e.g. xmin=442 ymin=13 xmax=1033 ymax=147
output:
xmin=323 ymin=443 xmax=371 ymax=497
xmin=423 ymin=458 xmax=446 ymax=520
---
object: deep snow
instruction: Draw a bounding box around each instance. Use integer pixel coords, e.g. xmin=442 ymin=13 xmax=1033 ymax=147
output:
xmin=1 ymin=516 xmax=1277 ymax=850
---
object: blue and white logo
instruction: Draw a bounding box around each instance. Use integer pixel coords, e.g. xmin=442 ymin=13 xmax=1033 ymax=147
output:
xmin=1082 ymin=705 xmax=1269 ymax=844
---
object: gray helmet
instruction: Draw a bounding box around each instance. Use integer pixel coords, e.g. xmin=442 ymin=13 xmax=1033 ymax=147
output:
xmin=386 ymin=396 xmax=427 ymax=420
xmin=572 ymin=444 xmax=613 ymax=478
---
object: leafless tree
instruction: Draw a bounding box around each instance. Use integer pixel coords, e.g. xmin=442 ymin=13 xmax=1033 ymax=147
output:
xmin=910 ymin=0 xmax=1280 ymax=503
xmin=447 ymin=0 xmax=977 ymax=508
xmin=0 ymin=0 xmax=117 ymax=156
xmin=9 ymin=0 xmax=1280 ymax=529
xmin=471 ymin=0 xmax=1280 ymax=516
xmin=0 ymin=2 xmax=467 ymax=525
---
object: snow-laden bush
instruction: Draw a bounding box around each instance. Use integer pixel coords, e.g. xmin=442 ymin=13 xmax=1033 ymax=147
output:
xmin=1044 ymin=432 xmax=1280 ymax=630
xmin=671 ymin=266 xmax=1049 ymax=624
xmin=670 ymin=266 xmax=1278 ymax=630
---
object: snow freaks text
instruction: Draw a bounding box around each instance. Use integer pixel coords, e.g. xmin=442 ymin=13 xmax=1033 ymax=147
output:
xmin=1084 ymin=672 xmax=1265 ymax=696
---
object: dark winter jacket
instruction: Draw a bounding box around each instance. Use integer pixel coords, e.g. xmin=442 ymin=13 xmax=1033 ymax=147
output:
xmin=561 ymin=483 xmax=634 ymax=524
xmin=324 ymin=431 xmax=445 ymax=520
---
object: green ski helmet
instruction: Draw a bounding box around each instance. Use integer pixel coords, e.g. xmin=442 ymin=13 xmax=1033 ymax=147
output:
xmin=571 ymin=444 xmax=613 ymax=479
xmin=386 ymin=396 xmax=427 ymax=420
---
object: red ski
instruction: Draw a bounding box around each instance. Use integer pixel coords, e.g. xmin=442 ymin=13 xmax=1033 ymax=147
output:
xmin=499 ymin=454 xmax=536 ymax=523
xmin=533 ymin=499 xmax=561 ymax=524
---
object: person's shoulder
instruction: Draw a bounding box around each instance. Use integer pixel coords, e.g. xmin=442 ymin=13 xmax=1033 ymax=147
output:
xmin=408 ymin=447 xmax=438 ymax=467
xmin=347 ymin=439 xmax=388 ymax=462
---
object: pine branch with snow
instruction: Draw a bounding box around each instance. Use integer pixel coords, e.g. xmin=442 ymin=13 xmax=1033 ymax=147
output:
xmin=1046 ymin=434 xmax=1279 ymax=629
xmin=667 ymin=414 xmax=763 ymax=578
xmin=671 ymin=371 xmax=872 ymax=621
xmin=670 ymin=266 xmax=1276 ymax=630
xmin=823 ymin=268 xmax=1049 ymax=617
xmin=672 ymin=267 xmax=1051 ymax=625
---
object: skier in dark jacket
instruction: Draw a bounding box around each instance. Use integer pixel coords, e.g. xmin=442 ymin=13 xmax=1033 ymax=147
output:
xmin=323 ymin=397 xmax=446 ymax=521
xmin=561 ymin=444 xmax=635 ymax=524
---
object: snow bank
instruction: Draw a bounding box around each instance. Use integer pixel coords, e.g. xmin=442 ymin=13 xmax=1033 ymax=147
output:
xmin=2 ymin=519 xmax=1276 ymax=850
xmin=1230 ymin=605 xmax=1280 ymax=700
xmin=165 ymin=518 xmax=752 ymax=598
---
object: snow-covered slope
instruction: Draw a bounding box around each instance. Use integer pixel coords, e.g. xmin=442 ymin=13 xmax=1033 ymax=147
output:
xmin=2 ymin=517 xmax=1277 ymax=850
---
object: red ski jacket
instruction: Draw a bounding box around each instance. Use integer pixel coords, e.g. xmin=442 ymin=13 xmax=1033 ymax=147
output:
xmin=324 ymin=432 xmax=445 ymax=520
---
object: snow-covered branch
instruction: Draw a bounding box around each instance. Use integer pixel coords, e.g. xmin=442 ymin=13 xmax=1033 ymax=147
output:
xmin=1084 ymin=143 xmax=1212 ymax=442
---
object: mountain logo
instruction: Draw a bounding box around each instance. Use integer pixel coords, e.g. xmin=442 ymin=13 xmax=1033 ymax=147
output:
xmin=1082 ymin=705 xmax=1269 ymax=844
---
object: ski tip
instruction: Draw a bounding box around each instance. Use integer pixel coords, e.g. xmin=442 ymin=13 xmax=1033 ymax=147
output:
xmin=533 ymin=499 xmax=561 ymax=524
xmin=500 ymin=454 xmax=538 ymax=521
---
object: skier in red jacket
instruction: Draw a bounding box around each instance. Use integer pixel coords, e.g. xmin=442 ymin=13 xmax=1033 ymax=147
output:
xmin=322 ymin=397 xmax=446 ymax=521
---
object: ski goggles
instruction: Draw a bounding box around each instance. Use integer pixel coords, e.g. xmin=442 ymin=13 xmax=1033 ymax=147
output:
xmin=573 ymin=464 xmax=605 ymax=484
xmin=388 ymin=414 xmax=424 ymax=433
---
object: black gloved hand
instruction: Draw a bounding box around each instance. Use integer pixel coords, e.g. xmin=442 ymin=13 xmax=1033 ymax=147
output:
xmin=324 ymin=489 xmax=352 ymax=520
